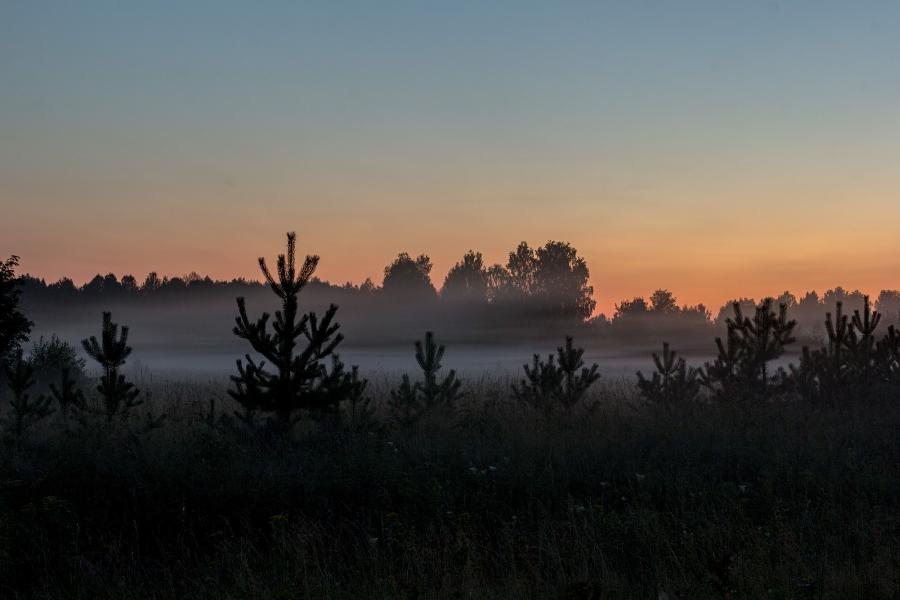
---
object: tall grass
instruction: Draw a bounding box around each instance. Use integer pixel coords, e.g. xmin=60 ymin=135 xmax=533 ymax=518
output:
xmin=1 ymin=377 xmax=899 ymax=598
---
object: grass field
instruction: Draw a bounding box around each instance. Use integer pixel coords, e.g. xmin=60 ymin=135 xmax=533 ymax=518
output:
xmin=1 ymin=376 xmax=899 ymax=599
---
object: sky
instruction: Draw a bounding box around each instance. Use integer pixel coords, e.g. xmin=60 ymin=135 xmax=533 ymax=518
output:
xmin=2 ymin=1 xmax=900 ymax=314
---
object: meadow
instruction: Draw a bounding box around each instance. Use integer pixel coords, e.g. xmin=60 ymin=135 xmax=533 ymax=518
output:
xmin=2 ymin=374 xmax=900 ymax=599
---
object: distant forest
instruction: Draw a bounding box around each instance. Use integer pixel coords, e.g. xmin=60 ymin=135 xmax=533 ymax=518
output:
xmin=18 ymin=240 xmax=900 ymax=347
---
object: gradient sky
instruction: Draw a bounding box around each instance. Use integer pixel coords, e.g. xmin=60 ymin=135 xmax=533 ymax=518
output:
xmin=3 ymin=1 xmax=900 ymax=314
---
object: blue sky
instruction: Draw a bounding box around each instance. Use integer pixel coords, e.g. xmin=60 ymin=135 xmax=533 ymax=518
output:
xmin=3 ymin=1 xmax=900 ymax=311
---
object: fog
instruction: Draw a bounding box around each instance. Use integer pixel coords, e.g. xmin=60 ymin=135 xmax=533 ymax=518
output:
xmin=24 ymin=292 xmax=719 ymax=379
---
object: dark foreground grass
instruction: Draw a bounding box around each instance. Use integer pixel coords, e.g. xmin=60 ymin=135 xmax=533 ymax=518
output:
xmin=2 ymin=379 xmax=900 ymax=599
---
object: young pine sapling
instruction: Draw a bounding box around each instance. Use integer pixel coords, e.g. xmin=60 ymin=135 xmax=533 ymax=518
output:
xmin=81 ymin=312 xmax=141 ymax=422
xmin=2 ymin=352 xmax=54 ymax=437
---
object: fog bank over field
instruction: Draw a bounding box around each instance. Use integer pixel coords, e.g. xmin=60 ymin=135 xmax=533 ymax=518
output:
xmin=16 ymin=237 xmax=900 ymax=378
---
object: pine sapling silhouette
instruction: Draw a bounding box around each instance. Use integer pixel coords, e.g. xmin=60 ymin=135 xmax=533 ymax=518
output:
xmin=875 ymin=318 xmax=900 ymax=385
xmin=846 ymin=295 xmax=881 ymax=384
xmin=81 ymin=312 xmax=141 ymax=422
xmin=700 ymin=300 xmax=795 ymax=402
xmin=416 ymin=332 xmax=462 ymax=409
xmin=2 ymin=352 xmax=54 ymax=438
xmin=388 ymin=374 xmax=421 ymax=428
xmin=637 ymin=342 xmax=700 ymax=406
xmin=511 ymin=353 xmax=564 ymax=416
xmin=340 ymin=364 xmax=378 ymax=433
xmin=230 ymin=232 xmax=360 ymax=430
xmin=788 ymin=299 xmax=900 ymax=403
xmin=389 ymin=332 xmax=462 ymax=426
xmin=512 ymin=336 xmax=600 ymax=415
xmin=824 ymin=301 xmax=851 ymax=381
xmin=556 ymin=336 xmax=601 ymax=408
xmin=49 ymin=367 xmax=85 ymax=427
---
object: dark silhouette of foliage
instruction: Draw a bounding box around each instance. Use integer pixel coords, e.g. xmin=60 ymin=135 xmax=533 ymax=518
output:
xmin=27 ymin=335 xmax=86 ymax=383
xmin=442 ymin=251 xmax=490 ymax=303
xmin=637 ymin=342 xmax=700 ymax=406
xmin=382 ymin=252 xmax=436 ymax=298
xmin=389 ymin=332 xmax=462 ymax=426
xmin=48 ymin=368 xmax=85 ymax=426
xmin=388 ymin=374 xmax=420 ymax=428
xmin=700 ymin=299 xmax=796 ymax=402
xmin=614 ymin=296 xmax=649 ymax=318
xmin=512 ymin=336 xmax=600 ymax=415
xmin=230 ymin=232 xmax=360 ymax=430
xmin=533 ymin=241 xmax=596 ymax=320
xmin=0 ymin=256 xmax=32 ymax=363
xmin=875 ymin=320 xmax=900 ymax=385
xmin=785 ymin=297 xmax=900 ymax=403
xmin=339 ymin=364 xmax=378 ymax=433
xmin=649 ymin=289 xmax=679 ymax=314
xmin=2 ymin=352 xmax=54 ymax=437
xmin=847 ymin=295 xmax=881 ymax=384
xmin=505 ymin=242 xmax=537 ymax=297
xmin=81 ymin=311 xmax=141 ymax=422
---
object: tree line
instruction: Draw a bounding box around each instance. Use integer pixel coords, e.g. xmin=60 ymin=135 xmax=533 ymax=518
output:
xmin=17 ymin=244 xmax=900 ymax=345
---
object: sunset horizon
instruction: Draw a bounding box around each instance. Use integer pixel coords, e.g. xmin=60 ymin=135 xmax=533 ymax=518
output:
xmin=4 ymin=4 xmax=900 ymax=596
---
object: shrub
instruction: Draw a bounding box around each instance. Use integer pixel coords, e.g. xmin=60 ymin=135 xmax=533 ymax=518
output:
xmin=27 ymin=335 xmax=87 ymax=383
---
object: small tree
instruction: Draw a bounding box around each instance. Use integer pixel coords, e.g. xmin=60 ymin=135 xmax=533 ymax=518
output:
xmin=846 ymin=295 xmax=881 ymax=385
xmin=787 ymin=299 xmax=900 ymax=403
xmin=230 ymin=232 xmax=360 ymax=430
xmin=637 ymin=342 xmax=700 ymax=406
xmin=512 ymin=336 xmax=600 ymax=415
xmin=81 ymin=312 xmax=141 ymax=422
xmin=339 ymin=363 xmax=378 ymax=433
xmin=389 ymin=332 xmax=462 ymax=426
xmin=700 ymin=300 xmax=796 ymax=402
xmin=28 ymin=335 xmax=87 ymax=383
xmin=0 ymin=256 xmax=32 ymax=363
xmin=49 ymin=368 xmax=85 ymax=427
xmin=3 ymin=352 xmax=54 ymax=437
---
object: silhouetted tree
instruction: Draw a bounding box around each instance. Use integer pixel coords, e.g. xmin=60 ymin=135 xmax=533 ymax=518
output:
xmin=649 ymin=289 xmax=679 ymax=314
xmin=339 ymin=364 xmax=377 ymax=433
xmin=876 ymin=290 xmax=900 ymax=325
xmin=637 ymin=342 xmax=700 ymax=406
xmin=120 ymin=274 xmax=139 ymax=294
xmin=142 ymin=272 xmax=163 ymax=293
xmin=614 ymin=297 xmax=649 ymax=318
xmin=505 ymin=242 xmax=537 ymax=297
xmin=49 ymin=368 xmax=85 ymax=427
xmin=3 ymin=352 xmax=54 ymax=437
xmin=512 ymin=336 xmax=600 ymax=415
xmin=389 ymin=332 xmax=462 ymax=426
xmin=82 ymin=312 xmax=141 ymax=422
xmin=701 ymin=299 xmax=796 ymax=402
xmin=0 ymin=256 xmax=32 ymax=363
xmin=442 ymin=251 xmax=489 ymax=303
xmin=786 ymin=297 xmax=900 ymax=403
xmin=382 ymin=252 xmax=436 ymax=298
xmin=27 ymin=335 xmax=86 ymax=383
xmin=230 ymin=232 xmax=359 ymax=430
xmin=533 ymin=241 xmax=596 ymax=320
